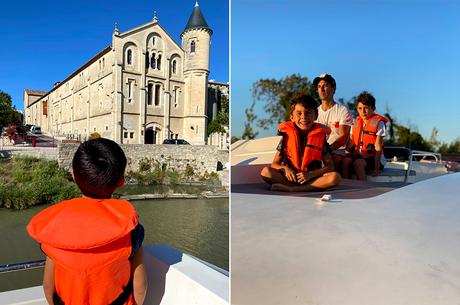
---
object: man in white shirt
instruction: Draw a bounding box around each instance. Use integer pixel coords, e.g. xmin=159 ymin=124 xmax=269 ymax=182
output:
xmin=314 ymin=73 xmax=353 ymax=171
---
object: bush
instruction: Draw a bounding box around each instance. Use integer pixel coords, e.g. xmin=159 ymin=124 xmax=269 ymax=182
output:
xmin=0 ymin=156 xmax=81 ymax=209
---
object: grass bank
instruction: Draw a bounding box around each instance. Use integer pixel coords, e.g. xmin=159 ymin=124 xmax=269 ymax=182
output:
xmin=0 ymin=156 xmax=80 ymax=209
xmin=0 ymin=156 xmax=224 ymax=210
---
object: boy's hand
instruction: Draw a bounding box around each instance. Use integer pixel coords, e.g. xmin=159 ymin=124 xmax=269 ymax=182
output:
xmin=344 ymin=145 xmax=355 ymax=157
xmin=281 ymin=167 xmax=297 ymax=182
xmin=296 ymin=172 xmax=315 ymax=184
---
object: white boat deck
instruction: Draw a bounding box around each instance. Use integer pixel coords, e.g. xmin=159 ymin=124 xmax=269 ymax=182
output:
xmin=0 ymin=245 xmax=229 ymax=305
xmin=231 ymin=173 xmax=460 ymax=305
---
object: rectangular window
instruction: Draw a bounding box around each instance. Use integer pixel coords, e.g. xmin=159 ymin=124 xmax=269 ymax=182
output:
xmin=128 ymin=79 xmax=134 ymax=103
xmin=124 ymin=132 xmax=128 ymax=138
xmin=154 ymin=84 xmax=161 ymax=106
xmin=130 ymin=132 xmax=134 ymax=139
xmin=147 ymin=83 xmax=153 ymax=105
xmin=43 ymin=100 xmax=48 ymax=116
xmin=173 ymin=87 xmax=179 ymax=108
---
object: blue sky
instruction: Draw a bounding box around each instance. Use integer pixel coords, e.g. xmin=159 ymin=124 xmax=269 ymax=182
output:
xmin=0 ymin=0 xmax=228 ymax=110
xmin=232 ymin=0 xmax=460 ymax=144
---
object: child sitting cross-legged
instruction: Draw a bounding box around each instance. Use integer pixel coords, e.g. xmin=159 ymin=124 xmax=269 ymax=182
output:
xmin=260 ymin=93 xmax=341 ymax=192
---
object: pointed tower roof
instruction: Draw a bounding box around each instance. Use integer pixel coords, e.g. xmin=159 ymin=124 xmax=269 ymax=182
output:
xmin=182 ymin=1 xmax=213 ymax=35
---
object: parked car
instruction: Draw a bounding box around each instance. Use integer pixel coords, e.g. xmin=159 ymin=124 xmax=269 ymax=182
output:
xmin=162 ymin=139 xmax=190 ymax=145
xmin=30 ymin=125 xmax=42 ymax=134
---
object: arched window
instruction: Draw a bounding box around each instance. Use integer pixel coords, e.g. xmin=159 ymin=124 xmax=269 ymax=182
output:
xmin=127 ymin=49 xmax=132 ymax=65
xmin=157 ymin=55 xmax=162 ymax=70
xmin=150 ymin=53 xmax=156 ymax=69
xmin=145 ymin=51 xmax=150 ymax=69
xmin=172 ymin=60 xmax=177 ymax=74
xmin=191 ymin=41 xmax=196 ymax=53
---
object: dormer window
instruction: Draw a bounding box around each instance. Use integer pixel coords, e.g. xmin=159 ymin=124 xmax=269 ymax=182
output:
xmin=127 ymin=49 xmax=133 ymax=65
xmin=191 ymin=41 xmax=196 ymax=53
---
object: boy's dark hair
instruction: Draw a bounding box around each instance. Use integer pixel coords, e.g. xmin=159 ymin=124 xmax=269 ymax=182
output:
xmin=356 ymin=91 xmax=376 ymax=108
xmin=72 ymin=138 xmax=127 ymax=198
xmin=289 ymin=93 xmax=319 ymax=116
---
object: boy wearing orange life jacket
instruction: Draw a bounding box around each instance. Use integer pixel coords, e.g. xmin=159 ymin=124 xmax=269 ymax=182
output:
xmin=342 ymin=91 xmax=388 ymax=180
xmin=260 ymin=93 xmax=341 ymax=192
xmin=27 ymin=138 xmax=147 ymax=305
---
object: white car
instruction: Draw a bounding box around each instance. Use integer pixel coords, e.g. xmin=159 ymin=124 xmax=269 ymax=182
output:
xmin=30 ymin=126 xmax=42 ymax=134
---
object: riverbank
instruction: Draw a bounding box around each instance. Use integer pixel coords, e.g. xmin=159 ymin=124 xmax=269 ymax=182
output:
xmin=0 ymin=156 xmax=228 ymax=210
xmin=120 ymin=190 xmax=228 ymax=200
xmin=0 ymin=156 xmax=80 ymax=209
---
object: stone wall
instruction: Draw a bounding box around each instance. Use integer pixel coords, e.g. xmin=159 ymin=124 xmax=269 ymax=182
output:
xmin=0 ymin=148 xmax=58 ymax=160
xmin=58 ymin=143 xmax=229 ymax=175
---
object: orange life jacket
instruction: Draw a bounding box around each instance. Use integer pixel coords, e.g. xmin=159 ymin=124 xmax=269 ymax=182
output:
xmin=351 ymin=113 xmax=389 ymax=158
xmin=27 ymin=197 xmax=139 ymax=305
xmin=278 ymin=121 xmax=331 ymax=172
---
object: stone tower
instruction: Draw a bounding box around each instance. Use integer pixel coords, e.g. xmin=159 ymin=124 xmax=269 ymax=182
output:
xmin=181 ymin=0 xmax=212 ymax=145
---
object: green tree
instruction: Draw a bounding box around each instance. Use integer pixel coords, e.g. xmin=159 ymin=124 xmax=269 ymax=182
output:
xmin=438 ymin=138 xmax=460 ymax=154
xmin=0 ymin=90 xmax=22 ymax=127
xmin=392 ymin=123 xmax=432 ymax=151
xmin=427 ymin=127 xmax=441 ymax=151
xmin=208 ymin=95 xmax=229 ymax=135
xmin=383 ymin=112 xmax=396 ymax=144
xmin=231 ymin=136 xmax=240 ymax=144
xmin=251 ymin=74 xmax=314 ymax=131
xmin=241 ymin=102 xmax=258 ymax=139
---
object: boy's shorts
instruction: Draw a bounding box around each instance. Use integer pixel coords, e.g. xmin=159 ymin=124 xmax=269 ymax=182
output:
xmin=352 ymin=156 xmax=384 ymax=173
xmin=331 ymin=149 xmax=346 ymax=157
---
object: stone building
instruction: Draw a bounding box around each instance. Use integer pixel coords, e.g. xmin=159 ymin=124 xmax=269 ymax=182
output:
xmin=207 ymin=81 xmax=229 ymax=149
xmin=24 ymin=2 xmax=220 ymax=145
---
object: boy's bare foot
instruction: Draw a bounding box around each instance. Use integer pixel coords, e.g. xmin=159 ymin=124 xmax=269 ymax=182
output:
xmin=271 ymin=183 xmax=293 ymax=192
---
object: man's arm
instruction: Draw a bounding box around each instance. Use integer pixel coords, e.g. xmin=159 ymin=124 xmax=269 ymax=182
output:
xmin=330 ymin=124 xmax=351 ymax=150
xmin=373 ymin=135 xmax=384 ymax=176
xmin=132 ymin=246 xmax=147 ymax=305
xmin=43 ymin=256 xmax=55 ymax=305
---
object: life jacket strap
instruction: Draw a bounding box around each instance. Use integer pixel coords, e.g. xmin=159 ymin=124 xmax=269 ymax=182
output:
xmin=362 ymin=130 xmax=377 ymax=136
xmin=305 ymin=144 xmax=322 ymax=151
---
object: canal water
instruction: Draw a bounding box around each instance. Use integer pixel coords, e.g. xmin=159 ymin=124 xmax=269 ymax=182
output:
xmin=0 ymin=197 xmax=228 ymax=292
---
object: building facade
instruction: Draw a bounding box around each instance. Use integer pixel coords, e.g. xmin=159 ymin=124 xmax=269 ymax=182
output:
xmin=24 ymin=2 xmax=218 ymax=145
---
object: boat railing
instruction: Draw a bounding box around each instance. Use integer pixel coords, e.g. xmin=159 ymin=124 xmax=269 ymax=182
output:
xmin=383 ymin=146 xmax=414 ymax=183
xmin=0 ymin=259 xmax=45 ymax=274
xmin=412 ymin=150 xmax=443 ymax=163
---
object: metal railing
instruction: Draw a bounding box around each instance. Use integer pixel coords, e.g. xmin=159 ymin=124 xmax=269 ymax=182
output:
xmin=0 ymin=259 xmax=45 ymax=274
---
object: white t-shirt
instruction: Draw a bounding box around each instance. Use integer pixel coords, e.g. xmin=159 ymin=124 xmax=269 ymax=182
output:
xmin=316 ymin=103 xmax=353 ymax=150
xmin=351 ymin=120 xmax=387 ymax=166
